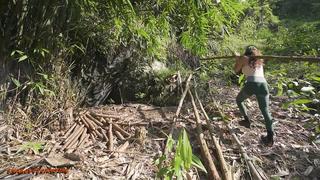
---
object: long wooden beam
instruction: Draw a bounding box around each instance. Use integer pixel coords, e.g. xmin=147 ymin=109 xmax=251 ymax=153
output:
xmin=200 ymin=55 xmax=320 ymax=62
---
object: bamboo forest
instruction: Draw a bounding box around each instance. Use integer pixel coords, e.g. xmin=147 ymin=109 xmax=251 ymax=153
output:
xmin=0 ymin=0 xmax=319 ymax=179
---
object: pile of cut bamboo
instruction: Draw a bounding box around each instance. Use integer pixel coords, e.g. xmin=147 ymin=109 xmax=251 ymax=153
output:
xmin=59 ymin=111 xmax=130 ymax=153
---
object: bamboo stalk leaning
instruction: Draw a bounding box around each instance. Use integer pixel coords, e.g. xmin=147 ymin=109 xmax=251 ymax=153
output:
xmin=194 ymin=90 xmax=232 ymax=180
xmin=165 ymin=73 xmax=193 ymax=155
xmin=189 ymin=90 xmax=221 ymax=180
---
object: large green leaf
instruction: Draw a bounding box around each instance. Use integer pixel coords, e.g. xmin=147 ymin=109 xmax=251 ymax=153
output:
xmin=173 ymin=155 xmax=182 ymax=178
xmin=177 ymin=129 xmax=192 ymax=170
xmin=282 ymin=98 xmax=313 ymax=109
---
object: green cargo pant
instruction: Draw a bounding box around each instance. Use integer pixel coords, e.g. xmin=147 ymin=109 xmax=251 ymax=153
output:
xmin=236 ymin=82 xmax=273 ymax=132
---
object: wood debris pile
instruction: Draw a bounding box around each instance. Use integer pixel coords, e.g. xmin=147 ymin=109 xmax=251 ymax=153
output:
xmin=58 ymin=109 xmax=134 ymax=153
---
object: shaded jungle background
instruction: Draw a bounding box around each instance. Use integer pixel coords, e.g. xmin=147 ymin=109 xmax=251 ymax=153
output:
xmin=0 ymin=0 xmax=319 ymax=137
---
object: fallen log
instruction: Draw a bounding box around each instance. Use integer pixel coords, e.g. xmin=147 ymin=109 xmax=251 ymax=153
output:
xmin=189 ymin=90 xmax=221 ymax=180
xmin=194 ymin=90 xmax=232 ymax=180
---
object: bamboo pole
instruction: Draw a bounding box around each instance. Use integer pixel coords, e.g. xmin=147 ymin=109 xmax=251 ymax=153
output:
xmin=112 ymin=123 xmax=130 ymax=137
xmin=189 ymin=90 xmax=221 ymax=180
xmin=63 ymin=123 xmax=77 ymax=139
xmin=174 ymin=74 xmax=193 ymax=119
xmin=200 ymin=55 xmax=320 ymax=62
xmin=194 ymin=90 xmax=232 ymax=180
xmin=78 ymin=134 xmax=90 ymax=149
xmin=165 ymin=73 xmax=193 ymax=155
xmin=86 ymin=113 xmax=104 ymax=126
xmin=108 ymin=123 xmax=114 ymax=151
xmin=61 ymin=125 xmax=84 ymax=151
xmin=227 ymin=125 xmax=263 ymax=180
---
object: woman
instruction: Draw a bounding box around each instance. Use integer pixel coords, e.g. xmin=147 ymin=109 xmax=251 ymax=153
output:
xmin=234 ymin=45 xmax=274 ymax=146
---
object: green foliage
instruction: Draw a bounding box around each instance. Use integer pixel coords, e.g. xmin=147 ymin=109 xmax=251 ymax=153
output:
xmin=238 ymin=74 xmax=245 ymax=88
xmin=155 ymin=129 xmax=206 ymax=179
xmin=18 ymin=141 xmax=45 ymax=155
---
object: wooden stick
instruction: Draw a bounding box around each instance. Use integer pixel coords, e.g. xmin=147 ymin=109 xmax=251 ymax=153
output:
xmin=114 ymin=130 xmax=126 ymax=141
xmin=82 ymin=114 xmax=97 ymax=130
xmin=165 ymin=73 xmax=193 ymax=155
xmin=63 ymin=123 xmax=77 ymax=139
xmin=63 ymin=124 xmax=80 ymax=144
xmin=91 ymin=112 xmax=121 ymax=119
xmin=78 ymin=134 xmax=90 ymax=149
xmin=189 ymin=90 xmax=221 ymax=180
xmin=91 ymin=129 xmax=98 ymax=137
xmin=100 ymin=117 xmax=107 ymax=124
xmin=62 ymin=125 xmax=84 ymax=151
xmin=227 ymin=124 xmax=263 ymax=180
xmin=194 ymin=90 xmax=232 ymax=180
xmin=80 ymin=116 xmax=92 ymax=130
xmin=86 ymin=113 xmax=104 ymax=126
xmin=112 ymin=123 xmax=130 ymax=137
xmin=108 ymin=123 xmax=114 ymax=151
xmin=90 ymin=133 xmax=96 ymax=142
xmin=95 ymin=128 xmax=104 ymax=139
xmin=65 ymin=126 xmax=85 ymax=149
xmin=200 ymin=55 xmax=320 ymax=62
xmin=99 ymin=128 xmax=109 ymax=142
xmin=67 ymin=126 xmax=86 ymax=150
xmin=112 ymin=141 xmax=129 ymax=158
xmin=79 ymin=127 xmax=88 ymax=144
xmin=174 ymin=74 xmax=193 ymax=120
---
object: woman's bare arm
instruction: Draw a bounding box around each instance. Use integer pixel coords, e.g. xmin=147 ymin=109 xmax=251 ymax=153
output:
xmin=234 ymin=53 xmax=245 ymax=74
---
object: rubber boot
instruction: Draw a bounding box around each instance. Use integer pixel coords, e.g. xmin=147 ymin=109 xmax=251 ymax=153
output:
xmin=239 ymin=115 xmax=251 ymax=128
xmin=261 ymin=130 xmax=274 ymax=146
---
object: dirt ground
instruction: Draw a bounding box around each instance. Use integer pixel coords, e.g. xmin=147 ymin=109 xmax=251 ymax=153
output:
xmin=0 ymin=84 xmax=319 ymax=180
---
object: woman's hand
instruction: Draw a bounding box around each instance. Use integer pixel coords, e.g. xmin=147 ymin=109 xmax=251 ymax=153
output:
xmin=234 ymin=51 xmax=240 ymax=57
